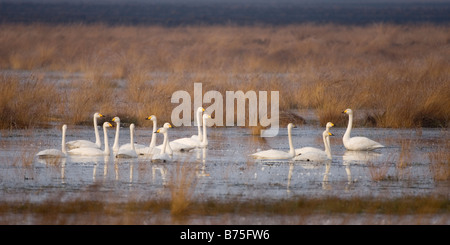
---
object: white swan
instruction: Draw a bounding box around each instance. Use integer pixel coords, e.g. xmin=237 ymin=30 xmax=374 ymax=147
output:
xmin=155 ymin=122 xmax=197 ymax=153
xmin=251 ymin=123 xmax=296 ymax=160
xmin=132 ymin=115 xmax=160 ymax=155
xmin=191 ymin=107 xmax=205 ymax=141
xmin=343 ymin=108 xmax=384 ymax=151
xmin=151 ymin=126 xmax=172 ymax=163
xmin=116 ymin=123 xmax=138 ymax=158
xmin=36 ymin=124 xmax=67 ymax=158
xmin=171 ymin=114 xmax=211 ymax=148
xmin=66 ymin=112 xmax=105 ymax=149
xmin=68 ymin=122 xmax=113 ymax=156
xmin=294 ymin=122 xmax=334 ymax=162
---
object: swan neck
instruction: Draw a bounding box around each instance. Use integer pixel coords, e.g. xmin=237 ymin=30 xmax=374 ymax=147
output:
xmin=149 ymin=120 xmax=157 ymax=148
xmin=202 ymin=117 xmax=208 ymax=146
xmin=344 ymin=113 xmax=353 ymax=140
xmin=323 ymin=133 xmax=332 ymax=159
xmin=288 ymin=126 xmax=294 ymax=156
xmin=113 ymin=122 xmax=120 ymax=151
xmin=161 ymin=132 xmax=168 ymax=154
xmin=197 ymin=110 xmax=203 ymax=140
xmin=61 ymin=127 xmax=67 ymax=154
xmin=104 ymin=125 xmax=110 ymax=155
xmin=130 ymin=126 xmax=135 ymax=150
xmin=93 ymin=115 xmax=101 ymax=147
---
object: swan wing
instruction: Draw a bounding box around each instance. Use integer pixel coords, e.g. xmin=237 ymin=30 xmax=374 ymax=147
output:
xmin=36 ymin=149 xmax=65 ymax=158
xmin=66 ymin=140 xmax=99 ymax=150
xmin=345 ymin=136 xmax=384 ymax=151
xmin=251 ymin=149 xmax=292 ymax=160
xmin=68 ymin=147 xmax=105 ymax=156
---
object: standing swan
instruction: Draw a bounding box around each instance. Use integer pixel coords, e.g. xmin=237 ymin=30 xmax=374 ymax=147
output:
xmin=66 ymin=112 xmax=105 ymax=149
xmin=251 ymin=123 xmax=296 ymax=160
xmin=36 ymin=124 xmax=67 ymax=158
xmin=294 ymin=122 xmax=334 ymax=162
xmin=342 ymin=109 xmax=384 ymax=151
xmin=152 ymin=126 xmax=172 ymax=163
xmin=116 ymin=124 xmax=138 ymax=158
xmin=68 ymin=122 xmax=113 ymax=156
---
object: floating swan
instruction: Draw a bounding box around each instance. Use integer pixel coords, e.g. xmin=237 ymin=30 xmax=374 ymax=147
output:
xmin=342 ymin=108 xmax=384 ymax=151
xmin=294 ymin=122 xmax=334 ymax=162
xmin=36 ymin=124 xmax=67 ymax=158
xmin=151 ymin=126 xmax=172 ymax=163
xmin=68 ymin=122 xmax=112 ymax=156
xmin=171 ymin=114 xmax=211 ymax=148
xmin=66 ymin=112 xmax=104 ymax=149
xmin=116 ymin=123 xmax=138 ymax=158
xmin=154 ymin=123 xmax=197 ymax=154
xmin=133 ymin=115 xmax=161 ymax=155
xmin=250 ymin=123 xmax=296 ymax=160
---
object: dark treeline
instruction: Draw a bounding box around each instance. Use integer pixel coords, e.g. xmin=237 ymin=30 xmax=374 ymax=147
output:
xmin=1 ymin=1 xmax=449 ymax=26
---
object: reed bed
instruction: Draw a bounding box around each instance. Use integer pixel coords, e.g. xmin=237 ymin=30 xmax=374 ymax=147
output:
xmin=0 ymin=23 xmax=448 ymax=129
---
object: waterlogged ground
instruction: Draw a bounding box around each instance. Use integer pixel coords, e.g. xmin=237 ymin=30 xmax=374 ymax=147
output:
xmin=0 ymin=124 xmax=448 ymax=224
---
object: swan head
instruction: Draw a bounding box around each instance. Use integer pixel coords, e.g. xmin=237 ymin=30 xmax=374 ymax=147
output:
xmin=94 ymin=112 xmax=105 ymax=118
xmin=155 ymin=127 xmax=167 ymax=134
xmin=203 ymin=114 xmax=211 ymax=120
xmin=146 ymin=115 xmax=156 ymax=121
xmin=62 ymin=124 xmax=67 ymax=130
xmin=130 ymin=123 xmax=135 ymax=130
xmin=112 ymin=116 xmax=120 ymax=123
xmin=287 ymin=123 xmax=296 ymax=129
xmin=326 ymin=122 xmax=334 ymax=129
xmin=163 ymin=122 xmax=172 ymax=129
xmin=198 ymin=107 xmax=205 ymax=113
xmin=342 ymin=109 xmax=353 ymax=115
xmin=103 ymin=122 xmax=113 ymax=128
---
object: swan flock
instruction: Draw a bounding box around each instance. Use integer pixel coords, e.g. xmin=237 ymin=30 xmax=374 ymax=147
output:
xmin=36 ymin=108 xmax=384 ymax=162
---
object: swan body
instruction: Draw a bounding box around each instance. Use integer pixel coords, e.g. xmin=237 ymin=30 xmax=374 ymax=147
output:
xmin=36 ymin=124 xmax=67 ymax=158
xmin=251 ymin=123 xmax=296 ymax=160
xmin=171 ymin=114 xmax=211 ymax=148
xmin=342 ymin=109 xmax=384 ymax=151
xmin=68 ymin=122 xmax=112 ymax=156
xmin=116 ymin=124 xmax=138 ymax=158
xmin=66 ymin=112 xmax=104 ymax=149
xmin=294 ymin=122 xmax=334 ymax=162
xmin=152 ymin=126 xmax=172 ymax=163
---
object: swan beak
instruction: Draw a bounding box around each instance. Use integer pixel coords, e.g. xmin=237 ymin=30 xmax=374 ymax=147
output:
xmin=99 ymin=113 xmax=104 ymax=117
xmin=331 ymin=123 xmax=334 ymax=127
xmin=108 ymin=123 xmax=113 ymax=127
xmin=342 ymin=110 xmax=347 ymax=114
xmin=112 ymin=118 xmax=116 ymax=122
xmin=328 ymin=132 xmax=334 ymax=136
xmin=146 ymin=116 xmax=152 ymax=120
xmin=168 ymin=124 xmax=172 ymax=128
xmin=156 ymin=129 xmax=161 ymax=133
xmin=202 ymin=108 xmax=205 ymax=112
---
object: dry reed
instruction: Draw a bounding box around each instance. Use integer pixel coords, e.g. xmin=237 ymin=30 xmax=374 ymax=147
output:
xmin=0 ymin=23 xmax=448 ymax=129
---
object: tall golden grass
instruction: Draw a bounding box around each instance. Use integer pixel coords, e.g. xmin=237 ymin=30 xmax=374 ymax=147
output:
xmin=0 ymin=23 xmax=448 ymax=128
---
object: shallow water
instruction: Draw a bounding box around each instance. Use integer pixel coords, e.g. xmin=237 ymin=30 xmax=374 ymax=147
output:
xmin=0 ymin=124 xmax=448 ymax=205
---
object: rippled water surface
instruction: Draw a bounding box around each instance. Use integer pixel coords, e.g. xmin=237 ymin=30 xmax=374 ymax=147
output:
xmin=1 ymin=124 xmax=448 ymax=205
